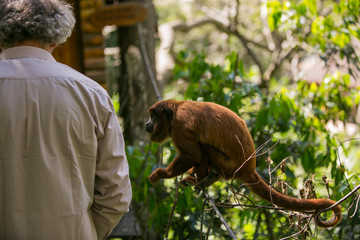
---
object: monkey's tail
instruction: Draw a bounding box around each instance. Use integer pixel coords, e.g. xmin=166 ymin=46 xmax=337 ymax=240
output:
xmin=243 ymin=172 xmax=341 ymax=228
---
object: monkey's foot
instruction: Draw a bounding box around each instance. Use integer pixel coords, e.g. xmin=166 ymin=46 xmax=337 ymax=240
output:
xmin=194 ymin=170 xmax=221 ymax=194
xmin=180 ymin=176 xmax=197 ymax=187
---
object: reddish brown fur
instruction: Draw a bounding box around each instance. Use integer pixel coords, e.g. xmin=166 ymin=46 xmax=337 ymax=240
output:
xmin=146 ymin=99 xmax=341 ymax=228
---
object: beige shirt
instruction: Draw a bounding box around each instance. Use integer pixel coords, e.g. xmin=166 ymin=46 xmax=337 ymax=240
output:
xmin=0 ymin=46 xmax=132 ymax=240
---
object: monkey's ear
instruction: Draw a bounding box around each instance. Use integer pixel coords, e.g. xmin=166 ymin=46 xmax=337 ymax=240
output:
xmin=163 ymin=107 xmax=173 ymax=119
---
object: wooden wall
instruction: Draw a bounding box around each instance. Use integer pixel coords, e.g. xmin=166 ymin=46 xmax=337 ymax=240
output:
xmin=53 ymin=0 xmax=84 ymax=73
xmin=80 ymin=0 xmax=107 ymax=86
xmin=53 ymin=0 xmax=106 ymax=87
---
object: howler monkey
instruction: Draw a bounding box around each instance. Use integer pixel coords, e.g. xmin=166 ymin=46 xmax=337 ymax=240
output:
xmin=145 ymin=99 xmax=341 ymax=228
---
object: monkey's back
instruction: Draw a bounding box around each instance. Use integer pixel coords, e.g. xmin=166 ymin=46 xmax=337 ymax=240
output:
xmin=175 ymin=101 xmax=257 ymax=179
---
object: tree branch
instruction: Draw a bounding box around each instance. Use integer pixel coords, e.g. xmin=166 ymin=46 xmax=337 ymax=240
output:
xmin=156 ymin=17 xmax=215 ymax=85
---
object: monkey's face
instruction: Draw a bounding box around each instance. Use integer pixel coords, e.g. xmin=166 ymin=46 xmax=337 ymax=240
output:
xmin=145 ymin=113 xmax=156 ymax=133
xmin=145 ymin=105 xmax=173 ymax=143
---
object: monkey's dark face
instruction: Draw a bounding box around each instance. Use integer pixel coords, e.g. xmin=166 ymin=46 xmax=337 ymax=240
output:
xmin=145 ymin=113 xmax=156 ymax=133
xmin=145 ymin=104 xmax=173 ymax=143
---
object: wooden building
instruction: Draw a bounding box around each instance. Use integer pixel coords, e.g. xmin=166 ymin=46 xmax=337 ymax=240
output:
xmin=53 ymin=0 xmax=147 ymax=88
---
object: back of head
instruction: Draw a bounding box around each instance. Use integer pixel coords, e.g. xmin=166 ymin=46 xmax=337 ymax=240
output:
xmin=0 ymin=0 xmax=75 ymax=48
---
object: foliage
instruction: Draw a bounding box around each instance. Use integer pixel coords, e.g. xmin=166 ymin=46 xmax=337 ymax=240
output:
xmin=125 ymin=143 xmax=170 ymax=239
xmin=125 ymin=0 xmax=360 ymax=239
xmin=267 ymin=0 xmax=360 ymax=74
xmin=174 ymin=51 xmax=262 ymax=115
xmin=126 ymin=51 xmax=360 ymax=239
xmin=126 ymin=142 xmax=207 ymax=239
xmin=155 ymin=0 xmax=360 ymax=91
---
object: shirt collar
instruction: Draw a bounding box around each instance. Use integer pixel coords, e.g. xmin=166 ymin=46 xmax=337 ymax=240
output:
xmin=0 ymin=46 xmax=57 ymax=62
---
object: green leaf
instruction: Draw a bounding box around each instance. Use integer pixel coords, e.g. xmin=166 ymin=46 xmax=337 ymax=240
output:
xmin=304 ymin=0 xmax=317 ymax=15
xmin=267 ymin=1 xmax=283 ymax=31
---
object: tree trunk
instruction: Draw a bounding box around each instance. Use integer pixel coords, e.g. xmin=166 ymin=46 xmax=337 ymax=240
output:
xmin=109 ymin=1 xmax=159 ymax=239
xmin=116 ymin=0 xmax=159 ymax=144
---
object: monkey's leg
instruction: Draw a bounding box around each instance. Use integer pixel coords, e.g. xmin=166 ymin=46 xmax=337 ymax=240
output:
xmin=148 ymin=153 xmax=199 ymax=185
xmin=181 ymin=166 xmax=220 ymax=193
xmin=180 ymin=160 xmax=210 ymax=187
xmin=179 ymin=167 xmax=197 ymax=186
xmin=196 ymin=170 xmax=220 ymax=192
xmin=187 ymin=167 xmax=196 ymax=176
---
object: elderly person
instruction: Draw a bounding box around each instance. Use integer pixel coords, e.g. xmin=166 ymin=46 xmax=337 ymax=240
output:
xmin=0 ymin=1 xmax=132 ymax=239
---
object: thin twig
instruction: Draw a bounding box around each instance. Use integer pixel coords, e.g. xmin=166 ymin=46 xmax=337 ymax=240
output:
xmin=325 ymin=228 xmax=336 ymax=240
xmin=216 ymin=202 xmax=288 ymax=211
xmin=205 ymin=211 xmax=214 ymax=240
xmin=232 ymin=138 xmax=275 ymax=179
xmin=235 ymin=135 xmax=246 ymax=159
xmin=274 ymin=211 xmax=292 ymax=240
xmin=256 ymin=139 xmax=279 ymax=158
xmin=314 ymin=184 xmax=360 ymax=221
xmin=336 ymin=138 xmax=360 ymax=190
xmin=349 ymin=194 xmax=360 ymax=218
xmin=268 ymin=156 xmax=274 ymax=206
xmin=228 ymin=182 xmax=256 ymax=207
xmin=200 ymin=195 xmax=207 ymax=240
xmin=335 ymin=138 xmax=360 ymax=218
xmin=164 ymin=178 xmax=180 ymax=240
xmin=270 ymin=157 xmax=289 ymax=175
xmin=200 ymin=203 xmax=214 ymax=240
xmin=279 ymin=215 xmax=314 ymax=240
xmin=203 ymin=191 xmax=237 ymax=240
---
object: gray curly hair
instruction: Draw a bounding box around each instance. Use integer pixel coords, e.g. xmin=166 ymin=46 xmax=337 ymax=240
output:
xmin=0 ymin=0 xmax=75 ymax=48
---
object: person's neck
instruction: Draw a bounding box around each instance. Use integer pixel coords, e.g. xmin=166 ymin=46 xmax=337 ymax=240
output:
xmin=4 ymin=41 xmax=57 ymax=53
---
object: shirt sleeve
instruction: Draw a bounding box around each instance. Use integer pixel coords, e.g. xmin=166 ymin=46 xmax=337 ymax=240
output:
xmin=91 ymin=99 xmax=132 ymax=240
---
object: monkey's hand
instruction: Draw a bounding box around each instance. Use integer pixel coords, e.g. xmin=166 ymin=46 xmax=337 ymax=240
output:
xmin=148 ymin=169 xmax=163 ymax=185
xmin=148 ymin=175 xmax=158 ymax=185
